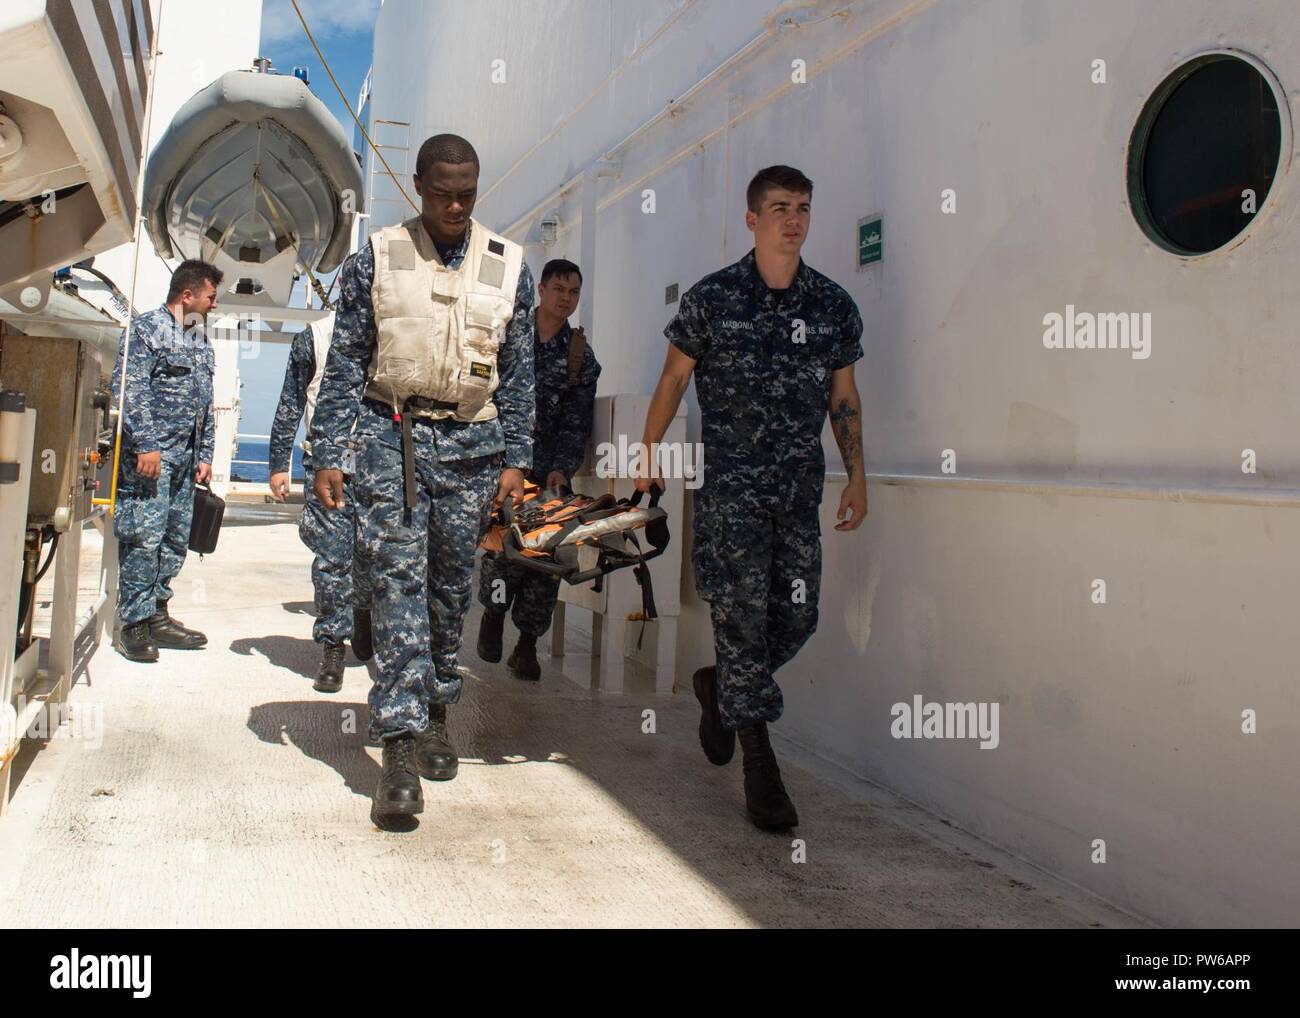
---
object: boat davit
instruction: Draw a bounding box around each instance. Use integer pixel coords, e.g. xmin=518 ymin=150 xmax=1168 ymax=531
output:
xmin=142 ymin=64 xmax=363 ymax=311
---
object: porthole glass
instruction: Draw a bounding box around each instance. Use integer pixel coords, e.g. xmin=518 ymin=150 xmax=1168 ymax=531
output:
xmin=1129 ymin=54 xmax=1283 ymax=255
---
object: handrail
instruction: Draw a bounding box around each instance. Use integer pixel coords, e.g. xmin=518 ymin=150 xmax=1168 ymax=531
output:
xmin=93 ymin=4 xmax=165 ymax=509
xmin=842 ymin=471 xmax=1300 ymax=509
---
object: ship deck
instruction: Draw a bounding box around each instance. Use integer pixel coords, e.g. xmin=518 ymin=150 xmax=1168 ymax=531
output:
xmin=0 ymin=504 xmax=1143 ymax=928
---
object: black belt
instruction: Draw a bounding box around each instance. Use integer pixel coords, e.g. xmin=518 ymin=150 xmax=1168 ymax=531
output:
xmin=362 ymin=396 xmax=458 ymax=420
xmin=363 ymin=396 xmax=462 ymax=523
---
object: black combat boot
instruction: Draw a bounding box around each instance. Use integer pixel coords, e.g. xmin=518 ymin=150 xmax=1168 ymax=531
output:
xmin=737 ymin=723 xmax=799 ymax=830
xmin=373 ymin=732 xmax=423 ymax=818
xmin=477 ymin=609 xmax=505 ymax=663
xmin=147 ymin=599 xmax=206 ymax=649
xmin=351 ymin=607 xmax=373 ymax=662
xmin=414 ymin=703 xmax=459 ymax=781
xmin=692 ymin=665 xmax=735 ymax=765
xmin=314 ymin=643 xmax=345 ymax=693
xmin=507 ymin=632 xmax=541 ymax=681
xmin=116 ymin=620 xmax=159 ymax=663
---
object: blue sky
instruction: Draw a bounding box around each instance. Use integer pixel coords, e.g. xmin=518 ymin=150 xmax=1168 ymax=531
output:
xmin=235 ymin=0 xmax=381 ymax=456
xmin=258 ymin=0 xmax=379 ymax=142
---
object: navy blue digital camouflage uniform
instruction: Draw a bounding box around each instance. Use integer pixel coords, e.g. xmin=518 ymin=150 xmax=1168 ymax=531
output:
xmin=477 ymin=318 xmax=599 ymax=637
xmin=111 ymin=306 xmax=214 ymax=625
xmin=666 ymin=248 xmax=863 ymax=730
xmin=268 ymin=319 xmax=371 ymax=647
xmin=310 ymin=224 xmax=535 ymax=741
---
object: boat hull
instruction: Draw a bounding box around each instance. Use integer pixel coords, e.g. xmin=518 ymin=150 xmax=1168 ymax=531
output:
xmin=143 ymin=69 xmax=363 ymax=309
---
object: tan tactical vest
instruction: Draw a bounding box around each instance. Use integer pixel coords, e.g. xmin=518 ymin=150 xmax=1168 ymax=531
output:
xmin=365 ymin=216 xmax=524 ymax=422
xmin=301 ymin=311 xmax=334 ymax=457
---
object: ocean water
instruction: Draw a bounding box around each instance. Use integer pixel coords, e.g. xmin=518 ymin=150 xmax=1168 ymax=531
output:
xmin=231 ymin=440 xmax=305 ymax=483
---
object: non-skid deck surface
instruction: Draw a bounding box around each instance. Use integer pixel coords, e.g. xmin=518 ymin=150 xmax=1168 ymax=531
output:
xmin=0 ymin=508 xmax=1140 ymax=928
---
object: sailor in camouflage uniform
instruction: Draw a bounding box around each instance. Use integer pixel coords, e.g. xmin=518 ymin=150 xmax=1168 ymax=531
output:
xmin=112 ymin=260 xmax=224 ymax=663
xmin=636 ymin=166 xmax=867 ymax=830
xmin=476 ymin=258 xmax=600 ymax=680
xmin=267 ymin=295 xmax=373 ymax=694
xmin=310 ymin=135 xmax=534 ymax=820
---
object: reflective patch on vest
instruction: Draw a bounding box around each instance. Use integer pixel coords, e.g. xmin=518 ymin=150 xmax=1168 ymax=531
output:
xmin=470 ymin=361 xmax=492 ymax=380
xmin=478 ymin=254 xmax=506 ymax=289
xmin=388 ymin=239 xmax=417 ymax=270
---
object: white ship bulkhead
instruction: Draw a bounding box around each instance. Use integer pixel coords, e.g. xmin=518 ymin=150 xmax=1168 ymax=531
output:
xmin=363 ymin=0 xmax=1300 ymax=926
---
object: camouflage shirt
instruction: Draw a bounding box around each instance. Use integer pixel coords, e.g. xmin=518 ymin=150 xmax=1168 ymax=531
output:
xmin=309 ymin=223 xmax=536 ymax=472
xmin=665 ymin=248 xmax=863 ymax=509
xmin=268 ymin=326 xmax=316 ymax=475
xmin=531 ymin=319 xmax=600 ymax=481
xmin=112 ymin=305 xmax=215 ymax=463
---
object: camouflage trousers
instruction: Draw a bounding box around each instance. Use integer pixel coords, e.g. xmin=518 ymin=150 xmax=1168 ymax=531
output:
xmin=300 ymin=464 xmax=372 ymax=646
xmin=692 ymin=498 xmax=822 ymax=730
xmin=353 ymin=411 xmax=500 ymax=740
xmin=477 ymin=550 xmax=561 ymax=638
xmin=113 ymin=447 xmax=196 ymax=625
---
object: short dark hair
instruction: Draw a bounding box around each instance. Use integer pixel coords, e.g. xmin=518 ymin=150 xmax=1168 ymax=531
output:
xmin=540 ymin=259 xmax=582 ymax=286
xmin=745 ymin=165 xmax=814 ymax=213
xmin=414 ymin=133 xmax=480 ymax=178
xmin=167 ymin=259 xmax=223 ymax=302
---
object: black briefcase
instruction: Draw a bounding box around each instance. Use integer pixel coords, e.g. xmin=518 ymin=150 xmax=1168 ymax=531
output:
xmin=189 ymin=482 xmax=226 ymax=555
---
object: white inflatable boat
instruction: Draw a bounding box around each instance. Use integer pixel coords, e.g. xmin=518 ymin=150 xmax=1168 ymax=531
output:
xmin=142 ymin=65 xmax=363 ymax=310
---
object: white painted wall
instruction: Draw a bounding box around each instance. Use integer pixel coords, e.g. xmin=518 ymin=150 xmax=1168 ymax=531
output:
xmin=370 ymin=0 xmax=1300 ymax=926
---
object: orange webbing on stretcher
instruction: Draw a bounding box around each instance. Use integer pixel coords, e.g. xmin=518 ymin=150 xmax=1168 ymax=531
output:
xmin=478 ymin=481 xmax=670 ymax=619
xmin=479 ymin=483 xmax=593 ymax=554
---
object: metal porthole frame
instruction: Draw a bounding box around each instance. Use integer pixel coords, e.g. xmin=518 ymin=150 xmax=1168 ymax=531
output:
xmin=1126 ymin=48 xmax=1293 ymax=259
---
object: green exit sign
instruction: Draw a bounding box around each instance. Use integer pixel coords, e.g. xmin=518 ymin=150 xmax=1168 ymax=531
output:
xmin=857 ymin=214 xmax=882 ymax=270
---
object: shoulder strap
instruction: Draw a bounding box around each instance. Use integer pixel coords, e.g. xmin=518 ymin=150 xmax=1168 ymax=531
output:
xmin=567 ymin=326 xmax=587 ymax=387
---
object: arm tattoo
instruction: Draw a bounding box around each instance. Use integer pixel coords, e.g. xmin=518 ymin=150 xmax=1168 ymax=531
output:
xmin=830 ymin=398 xmax=863 ymax=481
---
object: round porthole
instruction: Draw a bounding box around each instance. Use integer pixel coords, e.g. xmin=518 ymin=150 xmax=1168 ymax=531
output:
xmin=1128 ymin=52 xmax=1285 ymax=255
